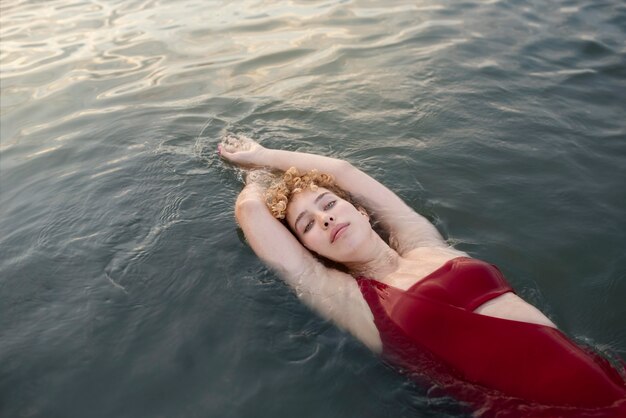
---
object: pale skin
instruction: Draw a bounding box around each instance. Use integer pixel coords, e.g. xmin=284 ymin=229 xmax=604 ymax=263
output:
xmin=220 ymin=135 xmax=556 ymax=353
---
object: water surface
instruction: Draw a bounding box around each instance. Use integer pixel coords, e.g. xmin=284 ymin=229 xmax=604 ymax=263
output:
xmin=1 ymin=0 xmax=626 ymax=417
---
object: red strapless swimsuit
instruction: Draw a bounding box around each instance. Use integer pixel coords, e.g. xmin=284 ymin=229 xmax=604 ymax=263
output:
xmin=357 ymin=257 xmax=626 ymax=417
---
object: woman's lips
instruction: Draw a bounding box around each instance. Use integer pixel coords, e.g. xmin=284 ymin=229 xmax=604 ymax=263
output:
xmin=331 ymin=223 xmax=349 ymax=243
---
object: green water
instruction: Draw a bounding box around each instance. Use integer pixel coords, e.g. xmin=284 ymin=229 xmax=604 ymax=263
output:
xmin=1 ymin=0 xmax=625 ymax=416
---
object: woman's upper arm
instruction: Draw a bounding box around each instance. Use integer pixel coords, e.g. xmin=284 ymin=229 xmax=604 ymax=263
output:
xmin=235 ymin=188 xmax=381 ymax=351
xmin=336 ymin=163 xmax=448 ymax=253
xmin=235 ymin=190 xmax=313 ymax=278
xmin=235 ymin=186 xmax=356 ymax=300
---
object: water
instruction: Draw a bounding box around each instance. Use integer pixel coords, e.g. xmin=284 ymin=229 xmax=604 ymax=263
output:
xmin=1 ymin=0 xmax=625 ymax=416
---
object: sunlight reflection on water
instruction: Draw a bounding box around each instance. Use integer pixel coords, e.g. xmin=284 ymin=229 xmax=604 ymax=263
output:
xmin=1 ymin=0 xmax=626 ymax=417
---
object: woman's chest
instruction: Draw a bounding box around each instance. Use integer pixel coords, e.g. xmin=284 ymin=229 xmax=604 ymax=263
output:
xmin=384 ymin=247 xmax=466 ymax=290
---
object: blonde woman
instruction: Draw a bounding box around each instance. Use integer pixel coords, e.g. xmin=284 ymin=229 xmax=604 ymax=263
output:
xmin=219 ymin=134 xmax=626 ymax=417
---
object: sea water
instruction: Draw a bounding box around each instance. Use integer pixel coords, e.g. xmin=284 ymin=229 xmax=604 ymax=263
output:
xmin=1 ymin=0 xmax=625 ymax=416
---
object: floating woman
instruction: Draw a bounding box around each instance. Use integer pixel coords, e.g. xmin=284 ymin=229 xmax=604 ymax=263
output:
xmin=219 ymin=134 xmax=626 ymax=417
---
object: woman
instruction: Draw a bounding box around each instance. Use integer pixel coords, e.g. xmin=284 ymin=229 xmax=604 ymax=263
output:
xmin=219 ymin=134 xmax=626 ymax=417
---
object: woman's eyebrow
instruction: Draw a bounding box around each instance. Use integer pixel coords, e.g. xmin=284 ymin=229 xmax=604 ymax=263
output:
xmin=314 ymin=191 xmax=330 ymax=204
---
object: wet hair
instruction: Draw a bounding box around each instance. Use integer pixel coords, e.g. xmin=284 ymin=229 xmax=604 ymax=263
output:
xmin=265 ymin=167 xmax=350 ymax=220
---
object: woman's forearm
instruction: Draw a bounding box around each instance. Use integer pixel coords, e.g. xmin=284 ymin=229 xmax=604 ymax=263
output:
xmin=224 ymin=136 xmax=398 ymax=221
xmin=220 ymin=136 xmax=352 ymax=180
xmin=258 ymin=148 xmax=351 ymax=177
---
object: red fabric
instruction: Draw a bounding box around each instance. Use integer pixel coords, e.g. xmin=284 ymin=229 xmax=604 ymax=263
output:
xmin=357 ymin=257 xmax=626 ymax=417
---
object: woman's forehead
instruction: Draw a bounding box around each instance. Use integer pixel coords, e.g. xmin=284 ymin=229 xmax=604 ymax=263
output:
xmin=291 ymin=187 xmax=331 ymax=205
xmin=286 ymin=187 xmax=332 ymax=219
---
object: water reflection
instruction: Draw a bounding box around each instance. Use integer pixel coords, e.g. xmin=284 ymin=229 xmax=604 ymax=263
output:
xmin=1 ymin=0 xmax=626 ymax=417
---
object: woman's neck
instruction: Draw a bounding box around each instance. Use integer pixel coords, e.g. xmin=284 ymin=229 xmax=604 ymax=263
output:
xmin=345 ymin=237 xmax=401 ymax=279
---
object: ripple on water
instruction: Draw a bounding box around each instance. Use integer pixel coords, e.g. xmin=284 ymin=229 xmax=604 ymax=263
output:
xmin=2 ymin=1 xmax=626 ymax=417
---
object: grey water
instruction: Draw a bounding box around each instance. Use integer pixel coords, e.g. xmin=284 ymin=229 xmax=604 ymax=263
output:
xmin=1 ymin=0 xmax=625 ymax=417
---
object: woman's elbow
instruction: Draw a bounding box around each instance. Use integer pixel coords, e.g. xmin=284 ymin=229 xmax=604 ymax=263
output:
xmin=235 ymin=193 xmax=267 ymax=224
xmin=335 ymin=159 xmax=354 ymax=174
xmin=235 ymin=198 xmax=258 ymax=220
xmin=333 ymin=159 xmax=359 ymax=178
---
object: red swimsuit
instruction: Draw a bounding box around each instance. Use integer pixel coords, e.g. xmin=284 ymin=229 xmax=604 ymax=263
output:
xmin=357 ymin=257 xmax=626 ymax=417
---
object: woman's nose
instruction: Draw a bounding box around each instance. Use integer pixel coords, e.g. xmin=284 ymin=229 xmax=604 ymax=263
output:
xmin=321 ymin=214 xmax=335 ymax=229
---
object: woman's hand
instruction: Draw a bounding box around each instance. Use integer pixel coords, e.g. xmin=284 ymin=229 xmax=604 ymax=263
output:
xmin=218 ymin=133 xmax=267 ymax=168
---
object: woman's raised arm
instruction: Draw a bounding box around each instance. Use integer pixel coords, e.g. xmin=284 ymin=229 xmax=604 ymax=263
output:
xmin=233 ymin=176 xmax=382 ymax=351
xmin=221 ymin=135 xmax=449 ymax=254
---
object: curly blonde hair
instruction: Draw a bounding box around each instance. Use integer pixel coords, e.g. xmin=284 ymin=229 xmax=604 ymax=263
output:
xmin=265 ymin=167 xmax=349 ymax=219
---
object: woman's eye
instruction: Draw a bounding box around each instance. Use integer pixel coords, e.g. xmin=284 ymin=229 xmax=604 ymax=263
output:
xmin=324 ymin=200 xmax=336 ymax=210
xmin=304 ymin=220 xmax=314 ymax=233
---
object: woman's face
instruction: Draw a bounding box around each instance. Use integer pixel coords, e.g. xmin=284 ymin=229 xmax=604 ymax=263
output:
xmin=286 ymin=187 xmax=372 ymax=262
